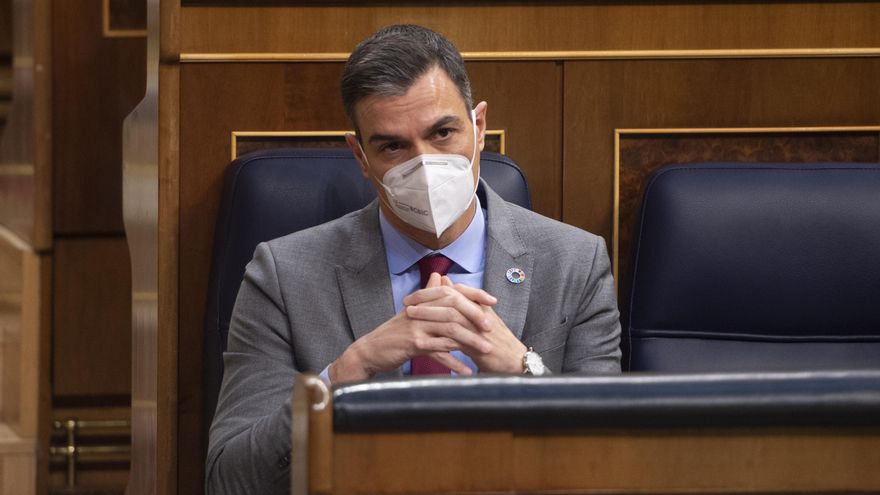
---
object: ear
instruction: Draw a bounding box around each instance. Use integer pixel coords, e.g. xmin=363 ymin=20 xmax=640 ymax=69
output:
xmin=474 ymin=101 xmax=488 ymax=152
xmin=345 ymin=133 xmax=370 ymax=177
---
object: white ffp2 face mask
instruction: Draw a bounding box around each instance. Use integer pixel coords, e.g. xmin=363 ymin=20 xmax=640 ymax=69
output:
xmin=361 ymin=110 xmax=479 ymax=237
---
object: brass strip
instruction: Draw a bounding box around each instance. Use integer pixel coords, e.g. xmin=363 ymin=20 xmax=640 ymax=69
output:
xmin=612 ymin=130 xmax=621 ymax=290
xmin=231 ymin=129 xmax=506 ymax=160
xmin=102 ymin=0 xmax=147 ymax=38
xmin=181 ymin=48 xmax=880 ymax=63
xmin=104 ymin=29 xmax=149 ymax=39
xmin=132 ymin=291 xmax=159 ymax=302
xmin=611 ymin=126 xmax=880 ymax=284
xmin=50 ymin=445 xmax=131 ymax=456
xmin=0 ymin=223 xmax=30 ymax=252
xmin=617 ymin=126 xmax=880 ymax=134
xmin=53 ymin=419 xmax=130 ymax=430
xmin=0 ymin=163 xmax=35 ymax=176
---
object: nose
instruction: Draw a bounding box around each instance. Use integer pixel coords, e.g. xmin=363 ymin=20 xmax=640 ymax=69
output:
xmin=411 ymin=140 xmax=433 ymax=157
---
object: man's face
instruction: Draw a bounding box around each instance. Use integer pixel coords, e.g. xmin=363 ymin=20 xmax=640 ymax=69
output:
xmin=346 ymin=65 xmax=487 ymax=225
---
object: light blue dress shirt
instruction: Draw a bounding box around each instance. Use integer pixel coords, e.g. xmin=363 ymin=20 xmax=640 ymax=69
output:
xmin=320 ymin=197 xmax=487 ymax=383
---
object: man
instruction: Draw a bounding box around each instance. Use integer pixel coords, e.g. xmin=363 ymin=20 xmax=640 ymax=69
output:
xmin=206 ymin=24 xmax=621 ymax=494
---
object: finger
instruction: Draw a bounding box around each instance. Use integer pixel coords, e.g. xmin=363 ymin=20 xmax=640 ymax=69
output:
xmin=438 ymin=275 xmax=497 ymax=307
xmin=411 ymin=318 xmax=493 ymax=354
xmin=406 ymin=304 xmax=480 ymax=332
xmin=426 ymin=352 xmax=473 ymax=376
xmin=413 ymin=335 xmax=459 ymax=354
xmin=451 ymin=282 xmax=498 ymax=306
xmin=407 ymin=291 xmax=493 ymax=333
xmin=403 ymin=284 xmax=456 ymax=305
xmin=425 ymin=272 xmax=442 ymax=288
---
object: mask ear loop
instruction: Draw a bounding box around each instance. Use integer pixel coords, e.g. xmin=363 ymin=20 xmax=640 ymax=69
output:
xmin=469 ymin=109 xmax=478 ymax=165
xmin=357 ymin=139 xmax=398 ymax=212
xmin=468 ymin=109 xmax=480 ymax=197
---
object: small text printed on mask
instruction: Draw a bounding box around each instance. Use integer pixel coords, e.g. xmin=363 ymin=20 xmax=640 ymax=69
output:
xmin=394 ymin=201 xmax=429 ymax=216
xmin=401 ymin=162 xmax=424 ymax=178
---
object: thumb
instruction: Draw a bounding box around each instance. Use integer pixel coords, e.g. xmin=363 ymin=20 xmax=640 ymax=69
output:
xmin=425 ymin=272 xmax=442 ymax=288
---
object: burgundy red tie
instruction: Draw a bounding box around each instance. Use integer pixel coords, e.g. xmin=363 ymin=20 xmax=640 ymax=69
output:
xmin=410 ymin=254 xmax=454 ymax=375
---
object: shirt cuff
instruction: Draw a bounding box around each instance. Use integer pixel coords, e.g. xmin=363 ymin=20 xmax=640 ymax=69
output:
xmin=318 ymin=365 xmax=332 ymax=386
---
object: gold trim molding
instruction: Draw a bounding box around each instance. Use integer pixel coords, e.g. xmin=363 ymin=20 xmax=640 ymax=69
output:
xmin=611 ymin=125 xmax=880 ymax=284
xmin=0 ymin=222 xmax=30 ymax=252
xmin=182 ymin=48 xmax=880 ymax=63
xmin=231 ymin=130 xmax=506 ymax=160
xmin=102 ymin=0 xmax=147 ymax=38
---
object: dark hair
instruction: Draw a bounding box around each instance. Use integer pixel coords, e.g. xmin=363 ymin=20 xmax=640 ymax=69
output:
xmin=341 ymin=24 xmax=473 ymax=131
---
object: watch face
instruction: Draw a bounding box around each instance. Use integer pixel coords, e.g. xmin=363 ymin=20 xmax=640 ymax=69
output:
xmin=526 ymin=352 xmax=546 ymax=375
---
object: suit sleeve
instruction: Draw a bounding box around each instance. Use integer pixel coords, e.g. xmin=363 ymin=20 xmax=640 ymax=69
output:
xmin=206 ymin=242 xmax=296 ymax=495
xmin=563 ymin=236 xmax=623 ymax=373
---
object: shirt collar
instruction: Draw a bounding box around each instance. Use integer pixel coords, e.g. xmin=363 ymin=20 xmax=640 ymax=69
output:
xmin=379 ymin=195 xmax=486 ymax=275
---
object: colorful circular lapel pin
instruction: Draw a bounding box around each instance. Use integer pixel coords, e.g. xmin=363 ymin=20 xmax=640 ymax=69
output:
xmin=506 ymin=267 xmax=526 ymax=284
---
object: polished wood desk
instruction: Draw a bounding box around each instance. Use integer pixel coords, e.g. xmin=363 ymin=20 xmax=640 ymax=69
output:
xmin=292 ymin=372 xmax=880 ymax=495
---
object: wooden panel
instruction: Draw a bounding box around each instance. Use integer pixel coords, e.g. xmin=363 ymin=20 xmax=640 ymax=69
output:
xmin=106 ymin=0 xmax=147 ymax=32
xmin=0 ymin=0 xmax=10 ymax=133
xmin=52 ymin=237 xmax=131 ymax=398
xmin=0 ymin=437 xmax=36 ymax=495
xmin=321 ymin=427 xmax=880 ymax=493
xmin=563 ymin=57 xmax=880 ymax=243
xmin=0 ymin=236 xmax=23 ymax=427
xmin=232 ymin=132 xmax=503 ymax=158
xmin=179 ymin=3 xmax=880 ymax=54
xmin=0 ymin=228 xmax=49 ymax=495
xmin=333 ymin=432 xmax=513 ymax=494
xmin=514 ymin=428 xmax=880 ymax=493
xmin=0 ymin=0 xmax=52 ymax=250
xmin=0 ymin=0 xmax=10 ymax=56
xmin=468 ymin=62 xmax=562 ymax=219
xmin=52 ymin=0 xmax=146 ymax=235
xmin=0 ymin=232 xmax=50 ymax=440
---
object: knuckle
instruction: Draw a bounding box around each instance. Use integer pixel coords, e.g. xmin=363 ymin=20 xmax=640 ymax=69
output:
xmin=413 ymin=336 xmax=429 ymax=351
xmin=444 ymin=322 xmax=461 ymax=336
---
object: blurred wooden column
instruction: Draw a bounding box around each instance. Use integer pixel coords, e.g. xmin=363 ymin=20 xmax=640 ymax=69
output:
xmin=123 ymin=0 xmax=180 ymax=493
xmin=0 ymin=0 xmax=52 ymax=493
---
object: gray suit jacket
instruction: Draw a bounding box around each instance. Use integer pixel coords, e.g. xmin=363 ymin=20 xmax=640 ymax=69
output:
xmin=206 ymin=182 xmax=621 ymax=494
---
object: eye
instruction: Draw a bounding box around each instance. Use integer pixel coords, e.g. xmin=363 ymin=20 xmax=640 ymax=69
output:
xmin=435 ymin=127 xmax=455 ymax=140
xmin=380 ymin=142 xmax=402 ymax=153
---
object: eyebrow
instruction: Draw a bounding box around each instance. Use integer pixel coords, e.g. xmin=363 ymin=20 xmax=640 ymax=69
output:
xmin=366 ymin=114 xmax=462 ymax=145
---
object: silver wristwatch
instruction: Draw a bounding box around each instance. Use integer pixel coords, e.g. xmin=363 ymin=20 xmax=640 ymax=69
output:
xmin=522 ymin=347 xmax=547 ymax=376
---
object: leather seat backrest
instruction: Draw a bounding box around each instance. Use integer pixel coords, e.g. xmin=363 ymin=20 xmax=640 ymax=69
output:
xmin=628 ymin=162 xmax=880 ymax=372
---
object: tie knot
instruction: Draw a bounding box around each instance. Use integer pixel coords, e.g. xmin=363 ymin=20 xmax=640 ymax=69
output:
xmin=418 ymin=254 xmax=453 ymax=288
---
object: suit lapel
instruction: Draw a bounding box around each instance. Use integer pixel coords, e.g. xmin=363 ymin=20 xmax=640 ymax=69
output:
xmin=482 ymin=182 xmax=533 ymax=340
xmin=335 ymin=201 xmax=397 ymax=342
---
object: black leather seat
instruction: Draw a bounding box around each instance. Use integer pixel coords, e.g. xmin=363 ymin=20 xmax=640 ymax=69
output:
xmin=331 ymin=371 xmax=880 ymax=431
xmin=628 ymin=162 xmax=880 ymax=372
xmin=203 ymin=148 xmax=532 ymax=427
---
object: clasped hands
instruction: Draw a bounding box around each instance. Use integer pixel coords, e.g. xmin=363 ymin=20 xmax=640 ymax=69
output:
xmin=329 ymin=272 xmax=527 ymax=383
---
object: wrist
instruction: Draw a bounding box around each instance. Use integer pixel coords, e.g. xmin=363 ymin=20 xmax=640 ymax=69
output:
xmin=514 ymin=343 xmax=528 ymax=373
xmin=331 ymin=343 xmax=371 ymax=383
